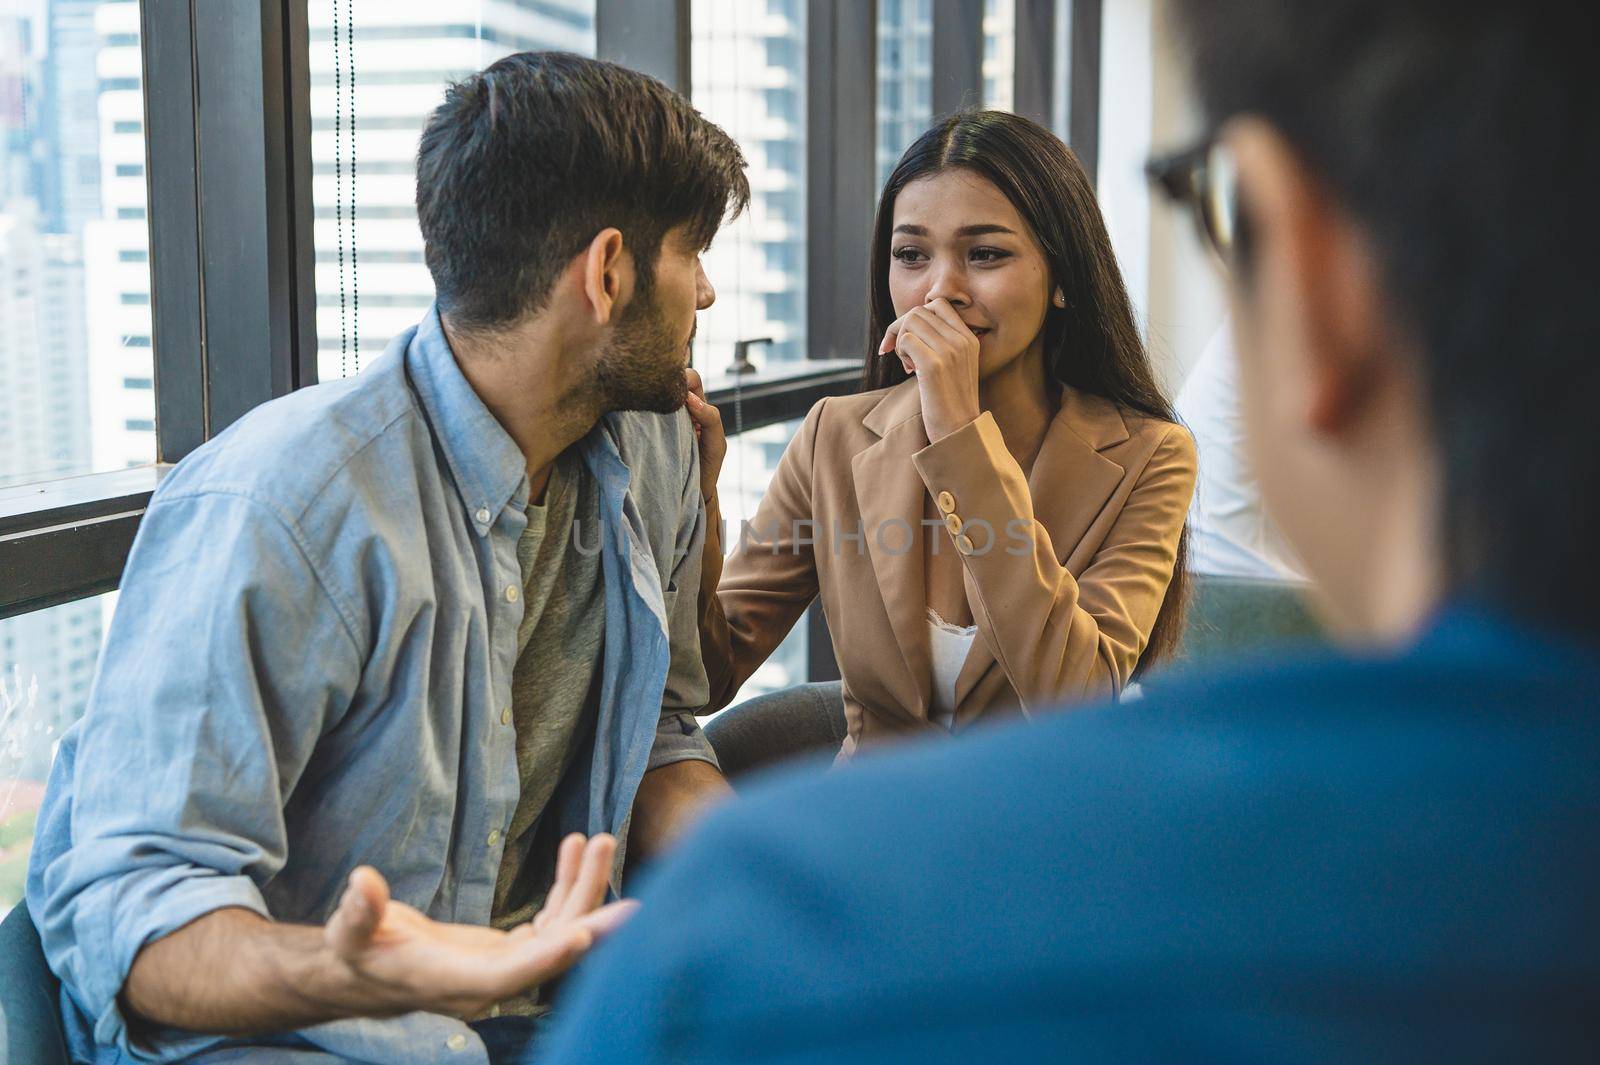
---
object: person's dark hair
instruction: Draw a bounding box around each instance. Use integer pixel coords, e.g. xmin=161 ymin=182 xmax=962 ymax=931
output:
xmin=416 ymin=51 xmax=749 ymax=332
xmin=1173 ymin=1 xmax=1600 ymax=642
xmin=864 ymin=109 xmax=1190 ymax=675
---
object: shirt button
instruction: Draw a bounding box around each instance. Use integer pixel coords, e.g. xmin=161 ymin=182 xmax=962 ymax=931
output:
xmin=447 ymin=1033 xmax=468 ymax=1051
xmin=943 ymin=513 xmax=963 ymax=536
xmin=955 ymin=533 xmax=975 ymax=556
xmin=500 ymin=706 xmax=512 ymax=726
xmin=487 ymin=829 xmax=501 ymax=847
xmin=937 ymin=491 xmax=956 ymax=514
xmin=475 ymin=507 xmax=491 ymax=525
xmin=504 ymin=584 xmax=519 ymax=603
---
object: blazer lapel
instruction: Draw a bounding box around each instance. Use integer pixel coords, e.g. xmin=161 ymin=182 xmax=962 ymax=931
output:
xmin=854 ymin=382 xmax=933 ymax=715
xmin=952 ymin=387 xmax=1130 ymax=716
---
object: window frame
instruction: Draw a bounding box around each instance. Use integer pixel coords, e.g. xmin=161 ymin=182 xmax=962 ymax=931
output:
xmin=2 ymin=0 xmax=316 ymax=621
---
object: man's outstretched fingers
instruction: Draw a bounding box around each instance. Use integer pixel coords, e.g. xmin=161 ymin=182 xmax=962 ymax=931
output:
xmin=536 ymin=834 xmax=588 ymax=931
xmin=558 ymin=834 xmax=616 ymax=922
xmin=576 ymin=898 xmax=639 ymax=940
xmin=326 ymin=866 xmax=388 ymax=957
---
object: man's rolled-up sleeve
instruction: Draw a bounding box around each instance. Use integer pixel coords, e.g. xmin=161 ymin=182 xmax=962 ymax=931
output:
xmin=26 ymin=489 xmax=362 ymax=1059
xmin=646 ymin=418 xmax=719 ymax=773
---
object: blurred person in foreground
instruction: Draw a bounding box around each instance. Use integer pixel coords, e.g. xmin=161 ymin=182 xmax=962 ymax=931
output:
xmin=541 ymin=2 xmax=1600 ymax=1060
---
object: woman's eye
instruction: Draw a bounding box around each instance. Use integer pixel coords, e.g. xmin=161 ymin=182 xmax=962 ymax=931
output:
xmin=970 ymin=246 xmax=1012 ymax=264
xmin=891 ymin=247 xmax=926 ymax=264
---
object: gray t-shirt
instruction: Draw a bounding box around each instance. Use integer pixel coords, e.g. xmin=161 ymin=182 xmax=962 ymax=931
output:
xmin=490 ymin=448 xmax=606 ymax=938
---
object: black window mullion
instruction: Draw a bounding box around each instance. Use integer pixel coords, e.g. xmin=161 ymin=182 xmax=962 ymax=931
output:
xmin=931 ymin=0 xmax=982 ymax=116
xmin=806 ymin=0 xmax=875 ymax=364
xmin=142 ymin=0 xmax=206 ymax=463
xmin=281 ymin=0 xmax=319 ymax=392
xmin=1065 ymin=0 xmax=1101 ymax=184
xmin=190 ymin=1 xmax=313 ymax=438
xmin=1013 ymin=0 xmax=1056 ymax=129
xmin=597 ymin=0 xmax=690 ymax=93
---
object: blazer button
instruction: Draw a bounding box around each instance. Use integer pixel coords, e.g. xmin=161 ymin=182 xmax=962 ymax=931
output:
xmin=505 ymin=585 xmax=519 ymax=603
xmin=943 ymin=513 xmax=963 ymax=536
xmin=937 ymin=491 xmax=956 ymax=514
xmin=955 ymin=534 xmax=975 ymax=555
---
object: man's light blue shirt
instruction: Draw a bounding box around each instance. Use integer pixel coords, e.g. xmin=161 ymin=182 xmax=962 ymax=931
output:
xmin=26 ymin=307 xmax=717 ymax=1063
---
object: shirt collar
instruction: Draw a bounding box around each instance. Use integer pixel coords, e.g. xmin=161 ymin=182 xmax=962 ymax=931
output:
xmin=404 ymin=304 xmax=529 ymax=526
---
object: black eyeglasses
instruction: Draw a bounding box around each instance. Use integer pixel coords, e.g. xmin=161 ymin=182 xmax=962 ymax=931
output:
xmin=1146 ymin=134 xmax=1242 ymax=267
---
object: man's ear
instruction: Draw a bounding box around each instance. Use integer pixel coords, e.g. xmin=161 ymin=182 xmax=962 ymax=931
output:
xmin=1227 ymin=119 xmax=1388 ymax=437
xmin=580 ymin=227 xmax=630 ymax=327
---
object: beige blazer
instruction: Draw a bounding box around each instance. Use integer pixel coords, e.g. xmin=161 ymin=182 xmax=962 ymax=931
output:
xmin=699 ymin=378 xmax=1197 ymax=754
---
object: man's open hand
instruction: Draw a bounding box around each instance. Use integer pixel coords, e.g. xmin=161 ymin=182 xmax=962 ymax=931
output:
xmin=323 ymin=833 xmax=636 ymax=1018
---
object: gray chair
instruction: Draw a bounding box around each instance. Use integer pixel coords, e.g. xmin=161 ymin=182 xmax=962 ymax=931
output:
xmin=703 ymin=681 xmax=847 ymax=779
xmin=0 ymin=900 xmax=70 ymax=1065
xmin=1173 ymin=574 xmax=1324 ymax=665
xmin=702 ymin=576 xmax=1324 ymax=779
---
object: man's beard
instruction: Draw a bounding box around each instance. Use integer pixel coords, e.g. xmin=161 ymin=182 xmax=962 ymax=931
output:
xmin=593 ymin=284 xmax=691 ymax=415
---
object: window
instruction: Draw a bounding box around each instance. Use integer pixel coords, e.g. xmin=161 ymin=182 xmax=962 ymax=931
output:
xmin=762 ymin=240 xmax=798 ymax=274
xmin=1 ymin=594 xmax=113 ymax=918
xmin=308 ymin=1 xmax=599 ymax=382
xmin=982 ymin=0 xmax=1015 ymax=111
xmin=763 ymin=137 xmax=799 ymax=174
xmin=5 ymin=0 xmax=1070 ymax=712
xmin=707 ymin=417 xmax=810 ymax=706
xmin=877 ymin=0 xmax=933 ymax=188
xmin=764 ymin=291 xmax=799 ymax=323
xmin=0 ymin=0 xmax=155 ymax=494
xmin=691 ymin=0 xmax=808 ymax=368
xmin=692 ymin=0 xmax=815 ymax=700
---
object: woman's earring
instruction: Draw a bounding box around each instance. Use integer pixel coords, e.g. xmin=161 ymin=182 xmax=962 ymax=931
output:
xmin=1052 ymin=289 xmax=1067 ymax=309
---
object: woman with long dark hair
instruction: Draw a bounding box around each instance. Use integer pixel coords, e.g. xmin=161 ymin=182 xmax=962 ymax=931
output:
xmin=686 ymin=110 xmax=1195 ymax=756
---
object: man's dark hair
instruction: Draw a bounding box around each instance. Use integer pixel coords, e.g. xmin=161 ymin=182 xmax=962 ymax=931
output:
xmin=416 ymin=51 xmax=749 ymax=332
xmin=1174 ymin=1 xmax=1600 ymax=641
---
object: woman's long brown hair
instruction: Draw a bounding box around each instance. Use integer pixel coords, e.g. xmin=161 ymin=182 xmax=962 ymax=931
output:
xmin=862 ymin=109 xmax=1191 ymax=676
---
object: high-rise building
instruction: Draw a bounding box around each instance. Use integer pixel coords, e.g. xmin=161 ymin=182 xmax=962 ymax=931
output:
xmin=0 ymin=0 xmax=103 ymax=719
xmin=686 ymin=0 xmax=812 ymax=700
xmin=0 ymin=1 xmax=111 ymax=914
xmin=0 ymin=210 xmax=100 ymax=755
xmin=39 ymin=0 xmax=100 ymax=233
xmin=0 ymin=12 xmax=34 ymax=206
xmin=309 ymin=1 xmax=597 ymax=381
xmin=690 ymin=0 xmax=806 ymax=370
xmin=81 ymin=0 xmax=149 ymax=476
xmin=0 ymin=207 xmax=90 ymax=487
xmin=982 ymin=0 xmax=1014 ymax=112
xmin=878 ymin=0 xmax=932 ymax=189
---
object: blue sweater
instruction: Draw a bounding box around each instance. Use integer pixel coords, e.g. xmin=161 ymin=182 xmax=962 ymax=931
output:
xmin=543 ymin=605 xmax=1600 ymax=1062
